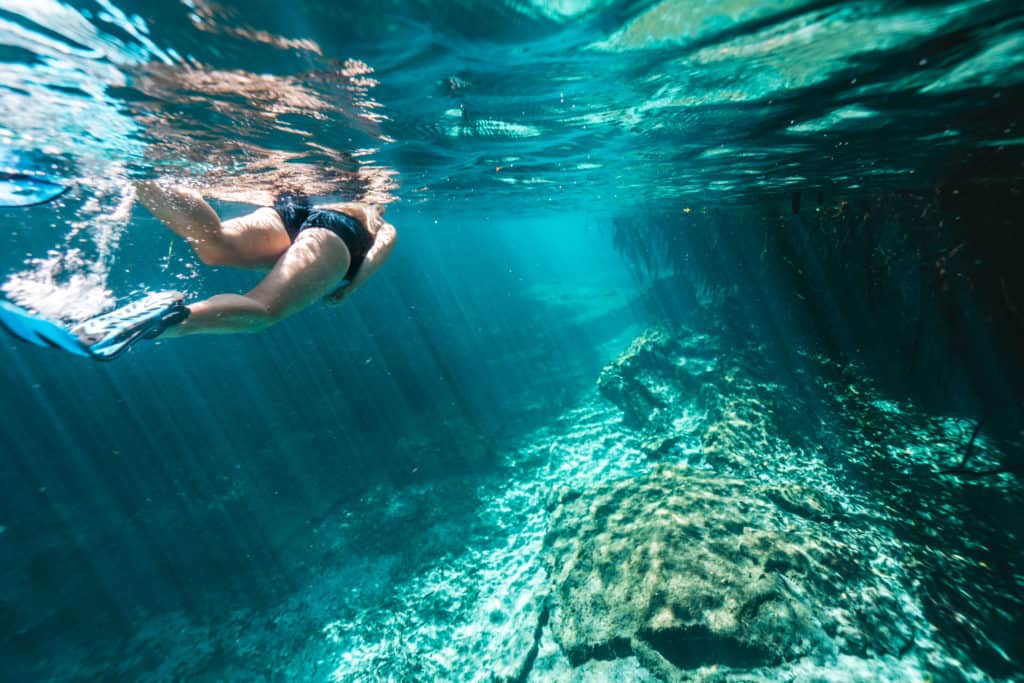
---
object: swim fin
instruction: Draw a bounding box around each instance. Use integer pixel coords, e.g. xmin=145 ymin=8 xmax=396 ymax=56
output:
xmin=0 ymin=171 xmax=69 ymax=208
xmin=0 ymin=302 xmax=92 ymax=357
xmin=0 ymin=291 xmax=188 ymax=361
xmin=74 ymin=291 xmax=189 ymax=359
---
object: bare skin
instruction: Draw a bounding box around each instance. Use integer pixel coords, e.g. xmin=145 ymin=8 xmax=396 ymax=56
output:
xmin=133 ymin=181 xmax=396 ymax=337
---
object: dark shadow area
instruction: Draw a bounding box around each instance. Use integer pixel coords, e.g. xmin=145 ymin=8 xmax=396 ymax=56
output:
xmin=564 ymin=636 xmax=634 ymax=667
xmin=613 ymin=144 xmax=1024 ymax=467
xmin=639 ymin=626 xmax=773 ymax=670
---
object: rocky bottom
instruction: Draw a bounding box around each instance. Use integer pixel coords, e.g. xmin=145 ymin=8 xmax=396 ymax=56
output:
xmin=38 ymin=326 xmax=1024 ymax=681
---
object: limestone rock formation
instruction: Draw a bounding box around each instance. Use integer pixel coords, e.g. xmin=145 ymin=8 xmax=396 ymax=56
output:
xmin=543 ymin=464 xmax=915 ymax=679
xmin=596 ymin=328 xmax=717 ymax=431
xmin=597 ymin=326 xmax=816 ymax=476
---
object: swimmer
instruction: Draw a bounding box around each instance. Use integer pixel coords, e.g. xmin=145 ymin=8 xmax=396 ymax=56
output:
xmin=0 ymin=181 xmax=396 ymax=360
xmin=131 ymin=181 xmax=397 ymax=337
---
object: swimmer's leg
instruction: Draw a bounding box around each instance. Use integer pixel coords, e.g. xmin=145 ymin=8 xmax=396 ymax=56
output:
xmin=135 ymin=181 xmax=291 ymax=269
xmin=162 ymin=228 xmax=350 ymax=337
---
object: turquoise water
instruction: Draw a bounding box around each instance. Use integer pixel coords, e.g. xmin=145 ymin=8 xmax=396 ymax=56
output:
xmin=1 ymin=1 xmax=1023 ymax=681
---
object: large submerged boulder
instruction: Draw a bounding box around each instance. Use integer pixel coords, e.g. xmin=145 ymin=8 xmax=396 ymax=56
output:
xmin=543 ymin=464 xmax=914 ymax=678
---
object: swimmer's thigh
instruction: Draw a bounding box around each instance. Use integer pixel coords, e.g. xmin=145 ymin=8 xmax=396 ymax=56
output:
xmin=245 ymin=228 xmax=351 ymax=320
xmin=217 ymin=208 xmax=294 ymax=268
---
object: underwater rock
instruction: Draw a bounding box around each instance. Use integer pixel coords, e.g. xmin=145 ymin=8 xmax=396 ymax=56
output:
xmin=758 ymin=482 xmax=844 ymax=523
xmin=640 ymin=435 xmax=680 ymax=459
xmin=698 ymin=385 xmax=781 ymax=472
xmin=542 ymin=464 xmax=914 ymax=677
xmin=597 ymin=327 xmax=716 ymax=431
xmin=597 ymin=325 xmax=813 ymax=475
xmin=694 ymin=353 xmax=822 ymax=474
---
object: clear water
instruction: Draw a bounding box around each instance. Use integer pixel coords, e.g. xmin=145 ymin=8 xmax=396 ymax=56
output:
xmin=0 ymin=1 xmax=1022 ymax=681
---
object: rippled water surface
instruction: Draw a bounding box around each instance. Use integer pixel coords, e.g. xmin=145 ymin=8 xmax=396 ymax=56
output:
xmin=5 ymin=0 xmax=1023 ymax=197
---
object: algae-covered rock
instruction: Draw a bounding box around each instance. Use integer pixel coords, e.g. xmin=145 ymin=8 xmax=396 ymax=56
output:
xmin=597 ymin=328 xmax=717 ymax=430
xmin=758 ymin=482 xmax=845 ymax=523
xmin=595 ymin=326 xmax=812 ymax=475
xmin=698 ymin=384 xmax=780 ymax=471
xmin=640 ymin=435 xmax=680 ymax=459
xmin=543 ymin=465 xmax=912 ymax=677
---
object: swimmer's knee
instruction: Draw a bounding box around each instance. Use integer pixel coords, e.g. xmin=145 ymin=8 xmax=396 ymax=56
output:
xmin=196 ymin=249 xmax=224 ymax=266
xmin=194 ymin=241 xmax=234 ymax=266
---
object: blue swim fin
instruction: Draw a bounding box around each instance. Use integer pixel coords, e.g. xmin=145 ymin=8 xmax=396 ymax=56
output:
xmin=0 ymin=171 xmax=69 ymax=208
xmin=0 ymin=302 xmax=92 ymax=357
xmin=75 ymin=291 xmax=189 ymax=360
xmin=0 ymin=291 xmax=188 ymax=361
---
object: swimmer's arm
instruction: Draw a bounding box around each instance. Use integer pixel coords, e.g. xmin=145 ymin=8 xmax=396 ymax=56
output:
xmin=326 ymin=221 xmax=397 ymax=304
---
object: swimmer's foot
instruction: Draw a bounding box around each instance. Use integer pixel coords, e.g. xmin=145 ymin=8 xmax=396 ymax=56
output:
xmin=72 ymin=291 xmax=190 ymax=357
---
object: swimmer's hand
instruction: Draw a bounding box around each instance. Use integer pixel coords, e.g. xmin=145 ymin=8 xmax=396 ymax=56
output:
xmin=323 ymin=206 xmax=395 ymax=306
